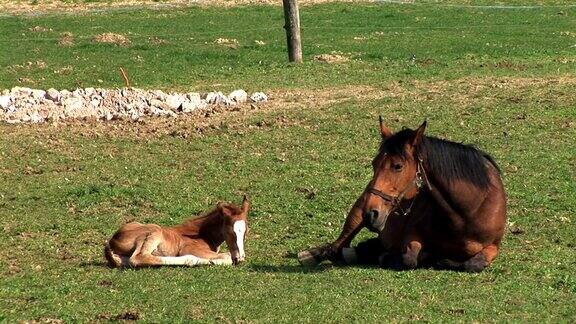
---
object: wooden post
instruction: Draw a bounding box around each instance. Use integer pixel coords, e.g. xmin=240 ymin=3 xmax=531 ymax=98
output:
xmin=283 ymin=0 xmax=302 ymax=63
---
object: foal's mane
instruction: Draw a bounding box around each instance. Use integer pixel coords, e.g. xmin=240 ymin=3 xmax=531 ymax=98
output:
xmin=181 ymin=203 xmax=242 ymax=227
xmin=380 ymin=129 xmax=500 ymax=189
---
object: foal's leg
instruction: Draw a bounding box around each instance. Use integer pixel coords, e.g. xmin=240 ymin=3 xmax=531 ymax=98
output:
xmin=185 ymin=249 xmax=233 ymax=266
xmin=104 ymin=242 xmax=131 ymax=268
xmin=129 ymin=233 xmax=212 ymax=267
xmin=128 ymin=232 xmax=164 ymax=267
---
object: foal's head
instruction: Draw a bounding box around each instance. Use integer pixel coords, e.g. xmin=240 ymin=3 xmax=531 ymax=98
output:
xmin=363 ymin=118 xmax=427 ymax=232
xmin=219 ymin=195 xmax=251 ymax=265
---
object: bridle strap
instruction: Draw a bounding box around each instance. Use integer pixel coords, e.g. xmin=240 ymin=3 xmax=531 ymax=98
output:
xmin=366 ymin=159 xmax=428 ymax=213
xmin=367 ymin=187 xmax=397 ymax=203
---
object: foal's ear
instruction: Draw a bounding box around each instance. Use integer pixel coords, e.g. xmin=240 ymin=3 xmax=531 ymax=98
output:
xmin=218 ymin=202 xmax=232 ymax=216
xmin=411 ymin=120 xmax=427 ymax=148
xmin=379 ymin=116 xmax=393 ymax=139
xmin=241 ymin=194 xmax=251 ymax=213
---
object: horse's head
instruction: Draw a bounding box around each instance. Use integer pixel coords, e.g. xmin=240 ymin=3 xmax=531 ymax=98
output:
xmin=363 ymin=118 xmax=427 ymax=232
xmin=219 ymin=195 xmax=251 ymax=265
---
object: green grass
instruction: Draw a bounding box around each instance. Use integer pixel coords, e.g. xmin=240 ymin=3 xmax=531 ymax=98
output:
xmin=1 ymin=1 xmax=575 ymax=322
xmin=1 ymin=2 xmax=575 ymax=91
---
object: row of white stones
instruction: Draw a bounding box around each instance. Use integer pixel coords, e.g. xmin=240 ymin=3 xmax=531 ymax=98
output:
xmin=0 ymin=87 xmax=268 ymax=124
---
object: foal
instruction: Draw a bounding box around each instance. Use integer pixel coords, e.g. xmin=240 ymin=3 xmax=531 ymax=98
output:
xmin=104 ymin=196 xmax=250 ymax=268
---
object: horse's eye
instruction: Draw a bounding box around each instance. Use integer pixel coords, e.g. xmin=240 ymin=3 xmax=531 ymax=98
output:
xmin=392 ymin=163 xmax=403 ymax=171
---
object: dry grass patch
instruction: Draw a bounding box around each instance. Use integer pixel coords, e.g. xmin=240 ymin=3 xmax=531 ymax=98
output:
xmin=94 ymin=33 xmax=131 ymax=46
xmin=58 ymin=32 xmax=74 ymax=47
xmin=214 ymin=38 xmax=239 ymax=49
xmin=313 ymin=52 xmax=352 ymax=63
xmin=0 ymin=0 xmax=373 ymax=14
xmin=28 ymin=26 xmax=52 ymax=32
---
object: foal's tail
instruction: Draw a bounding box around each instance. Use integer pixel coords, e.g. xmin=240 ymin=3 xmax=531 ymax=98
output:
xmin=104 ymin=241 xmax=122 ymax=268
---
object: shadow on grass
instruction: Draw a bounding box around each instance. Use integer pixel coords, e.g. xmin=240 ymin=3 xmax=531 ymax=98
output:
xmin=80 ymin=260 xmax=109 ymax=268
xmin=248 ymin=263 xmax=334 ymax=273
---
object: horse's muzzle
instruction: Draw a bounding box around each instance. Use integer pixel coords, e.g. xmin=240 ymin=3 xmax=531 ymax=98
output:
xmin=364 ymin=209 xmax=388 ymax=232
xmin=232 ymin=256 xmax=245 ymax=265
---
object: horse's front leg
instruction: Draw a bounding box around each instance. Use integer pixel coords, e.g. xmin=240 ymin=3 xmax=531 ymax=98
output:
xmin=298 ymin=194 xmax=366 ymax=266
xmin=399 ymin=234 xmax=426 ymax=270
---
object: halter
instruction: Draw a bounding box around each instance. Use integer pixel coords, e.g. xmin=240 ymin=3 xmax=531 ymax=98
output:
xmin=366 ymin=157 xmax=429 ymax=216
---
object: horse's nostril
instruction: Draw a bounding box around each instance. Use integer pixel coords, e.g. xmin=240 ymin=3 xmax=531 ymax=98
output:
xmin=364 ymin=210 xmax=379 ymax=225
xmin=370 ymin=210 xmax=379 ymax=223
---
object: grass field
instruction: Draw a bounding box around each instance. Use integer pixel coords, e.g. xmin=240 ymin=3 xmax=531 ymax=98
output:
xmin=1 ymin=1 xmax=575 ymax=322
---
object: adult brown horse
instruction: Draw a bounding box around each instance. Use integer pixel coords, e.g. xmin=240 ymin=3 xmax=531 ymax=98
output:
xmin=298 ymin=119 xmax=507 ymax=272
xmin=105 ymin=196 xmax=250 ymax=268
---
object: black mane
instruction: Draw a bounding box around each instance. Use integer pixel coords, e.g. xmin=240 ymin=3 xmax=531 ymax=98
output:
xmin=380 ymin=129 xmax=499 ymax=189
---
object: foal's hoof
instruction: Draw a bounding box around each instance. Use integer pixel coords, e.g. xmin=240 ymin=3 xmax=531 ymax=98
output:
xmin=210 ymin=258 xmax=233 ymax=266
xmin=297 ymin=250 xmax=320 ymax=267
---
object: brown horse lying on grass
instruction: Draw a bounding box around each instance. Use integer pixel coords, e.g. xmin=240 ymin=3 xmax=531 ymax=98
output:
xmin=105 ymin=196 xmax=250 ymax=268
xmin=299 ymin=119 xmax=507 ymax=272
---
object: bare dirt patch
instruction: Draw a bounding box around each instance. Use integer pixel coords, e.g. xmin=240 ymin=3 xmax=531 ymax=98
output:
xmin=2 ymin=76 xmax=575 ymax=140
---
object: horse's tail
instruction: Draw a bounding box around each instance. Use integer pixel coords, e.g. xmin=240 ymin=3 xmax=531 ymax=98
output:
xmin=104 ymin=241 xmax=121 ymax=268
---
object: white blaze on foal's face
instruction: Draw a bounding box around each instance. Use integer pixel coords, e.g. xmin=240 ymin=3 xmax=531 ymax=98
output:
xmin=233 ymin=220 xmax=246 ymax=261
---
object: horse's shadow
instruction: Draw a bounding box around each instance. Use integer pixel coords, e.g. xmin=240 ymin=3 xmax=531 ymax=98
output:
xmin=80 ymin=260 xmax=109 ymax=268
xmin=247 ymin=251 xmax=382 ymax=274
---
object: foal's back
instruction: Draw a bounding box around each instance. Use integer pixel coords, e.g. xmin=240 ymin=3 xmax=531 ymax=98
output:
xmin=108 ymin=222 xmax=171 ymax=256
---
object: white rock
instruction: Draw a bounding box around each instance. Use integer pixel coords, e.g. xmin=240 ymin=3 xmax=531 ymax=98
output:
xmin=0 ymin=95 xmax=11 ymax=109
xmin=85 ymin=87 xmax=95 ymax=96
xmin=250 ymin=92 xmax=268 ymax=102
xmin=31 ymin=89 xmax=46 ymax=99
xmin=165 ymin=94 xmax=184 ymax=111
xmin=187 ymin=92 xmax=201 ymax=101
xmin=150 ymin=99 xmax=165 ymax=108
xmin=206 ymin=91 xmax=231 ymax=105
xmin=228 ymin=89 xmax=248 ymax=104
xmin=11 ymin=86 xmax=32 ymax=96
xmin=72 ymin=88 xmax=85 ymax=97
xmin=62 ymin=97 xmax=84 ymax=117
xmin=152 ymin=90 xmax=166 ymax=100
xmin=45 ymin=88 xmax=60 ymax=102
xmin=28 ymin=110 xmax=44 ymax=123
xmin=130 ymin=110 xmax=140 ymax=121
xmin=181 ymin=100 xmax=197 ymax=113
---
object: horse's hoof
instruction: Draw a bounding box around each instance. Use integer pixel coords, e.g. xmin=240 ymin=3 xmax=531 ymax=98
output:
xmin=341 ymin=247 xmax=357 ymax=264
xmin=297 ymin=250 xmax=320 ymax=266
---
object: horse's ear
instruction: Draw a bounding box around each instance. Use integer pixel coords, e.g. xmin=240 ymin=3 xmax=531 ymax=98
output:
xmin=379 ymin=116 xmax=393 ymax=139
xmin=242 ymin=194 xmax=251 ymax=213
xmin=412 ymin=120 xmax=427 ymax=148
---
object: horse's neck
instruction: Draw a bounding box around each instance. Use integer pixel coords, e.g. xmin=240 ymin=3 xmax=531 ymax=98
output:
xmin=175 ymin=211 xmax=225 ymax=246
xmin=423 ymin=165 xmax=491 ymax=228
